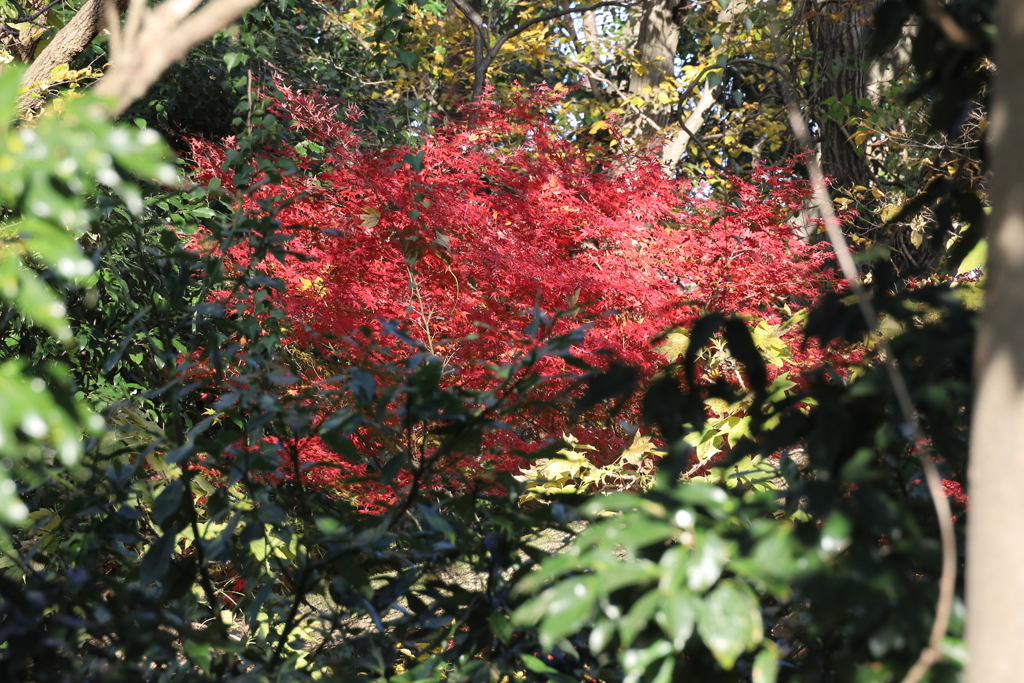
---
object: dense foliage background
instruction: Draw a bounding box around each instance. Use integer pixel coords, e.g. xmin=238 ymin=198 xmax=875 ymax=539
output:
xmin=0 ymin=0 xmax=990 ymax=681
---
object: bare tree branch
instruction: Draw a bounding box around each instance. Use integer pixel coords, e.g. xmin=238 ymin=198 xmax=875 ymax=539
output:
xmin=449 ymin=0 xmax=636 ymax=101
xmin=94 ymin=0 xmax=261 ymax=117
xmin=662 ymin=81 xmax=719 ymax=171
xmin=449 ymin=0 xmax=486 ymax=100
xmin=920 ymin=0 xmax=972 ymax=49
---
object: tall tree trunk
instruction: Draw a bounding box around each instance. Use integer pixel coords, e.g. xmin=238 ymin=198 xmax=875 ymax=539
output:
xmin=965 ymin=0 xmax=1024 ymax=678
xmin=807 ymin=0 xmax=874 ymax=189
xmin=626 ymin=0 xmax=680 ymax=139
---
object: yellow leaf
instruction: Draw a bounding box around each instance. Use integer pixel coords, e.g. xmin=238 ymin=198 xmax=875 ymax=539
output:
xmin=360 ymin=207 xmax=380 ymax=228
xmin=617 ymin=431 xmax=662 ymax=466
xmin=957 ymin=238 xmax=987 ymax=275
xmin=880 ymin=204 xmax=900 ymax=222
xmin=657 ymin=330 xmax=689 ymax=360
xmin=588 ymin=120 xmax=610 ymax=134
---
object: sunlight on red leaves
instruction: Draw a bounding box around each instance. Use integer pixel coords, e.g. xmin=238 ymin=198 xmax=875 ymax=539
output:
xmin=187 ymin=88 xmax=849 ymax=506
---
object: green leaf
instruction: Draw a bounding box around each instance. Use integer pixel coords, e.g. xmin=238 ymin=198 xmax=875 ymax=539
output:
xmin=12 ymin=264 xmax=73 ymax=343
xmin=957 ymin=237 xmax=987 ymax=275
xmin=592 ymin=514 xmax=677 ymax=552
xmin=520 ymin=653 xmax=558 ymax=674
xmin=655 ymin=591 xmax=698 ymax=650
xmin=487 ymin=613 xmax=512 ymax=645
xmin=184 ymin=638 xmax=213 ymax=672
xmin=224 ymin=52 xmax=247 ymax=73
xmin=696 ymin=580 xmax=763 ymax=669
xmin=820 ymin=512 xmax=853 ymax=556
xmin=588 ymin=617 xmax=616 ymax=652
xmin=752 ymin=643 xmax=780 ymax=683
xmin=403 ymin=150 xmax=425 ymax=172
xmin=618 ymin=589 xmax=660 ymax=648
xmin=152 ymin=480 xmax=185 ymax=527
xmin=620 ymin=640 xmax=673 ymax=681
xmin=0 ymin=65 xmax=22 ymax=133
xmin=520 ymin=654 xmax=576 ymax=683
xmin=687 ymin=529 xmax=730 ymax=591
xmin=536 ymin=577 xmax=599 ymax=649
xmin=140 ymin=528 xmax=179 ymax=585
xmin=17 ymin=217 xmax=93 ymax=280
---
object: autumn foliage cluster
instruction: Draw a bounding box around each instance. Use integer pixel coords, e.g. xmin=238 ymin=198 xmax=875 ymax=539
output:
xmin=187 ymin=88 xmax=845 ymax=507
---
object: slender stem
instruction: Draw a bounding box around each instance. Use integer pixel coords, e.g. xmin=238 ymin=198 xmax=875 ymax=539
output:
xmin=781 ymin=81 xmax=957 ymax=683
xmin=919 ymin=0 xmax=972 ymax=49
xmin=1 ymin=0 xmax=61 ymax=26
xmin=450 ymin=0 xmax=636 ymax=101
xmin=268 ymin=563 xmax=312 ymax=670
xmin=181 ymin=464 xmax=222 ymax=617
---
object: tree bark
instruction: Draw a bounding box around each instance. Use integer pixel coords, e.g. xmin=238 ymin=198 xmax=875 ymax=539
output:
xmin=19 ymin=0 xmax=129 ymax=115
xmin=94 ymin=0 xmax=261 ymax=117
xmin=626 ymin=0 xmax=680 ymax=139
xmin=965 ymin=0 xmax=1024 ymax=678
xmin=2 ymin=0 xmax=54 ymax=63
xmin=806 ymin=0 xmax=874 ymax=189
xmin=656 ymin=1 xmax=744 ymax=172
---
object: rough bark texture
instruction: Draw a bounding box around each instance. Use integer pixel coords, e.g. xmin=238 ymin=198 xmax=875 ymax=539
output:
xmin=965 ymin=0 xmax=1024 ymax=678
xmin=806 ymin=0 xmax=874 ymax=189
xmin=2 ymin=0 xmax=53 ymax=63
xmin=626 ymin=0 xmax=680 ymax=139
xmin=19 ymin=0 xmax=129 ymax=114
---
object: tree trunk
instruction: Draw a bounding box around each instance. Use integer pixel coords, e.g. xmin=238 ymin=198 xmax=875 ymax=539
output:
xmin=626 ymin=0 xmax=680 ymax=139
xmin=965 ymin=0 xmax=1024 ymax=678
xmin=19 ymin=0 xmax=130 ymax=116
xmin=806 ymin=0 xmax=874 ymax=189
xmin=2 ymin=0 xmax=53 ymax=63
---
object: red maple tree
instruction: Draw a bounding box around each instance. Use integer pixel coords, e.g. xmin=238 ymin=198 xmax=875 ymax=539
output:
xmin=187 ymin=87 xmax=847 ymax=510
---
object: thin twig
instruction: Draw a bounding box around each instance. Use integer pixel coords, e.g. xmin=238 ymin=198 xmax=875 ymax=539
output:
xmin=1 ymin=0 xmax=62 ymax=26
xmin=675 ymin=118 xmax=728 ymax=173
xmin=450 ymin=0 xmax=637 ymax=101
xmin=782 ymin=82 xmax=957 ymax=683
xmin=181 ymin=464 xmax=225 ymax=617
xmin=920 ymin=0 xmax=972 ymax=49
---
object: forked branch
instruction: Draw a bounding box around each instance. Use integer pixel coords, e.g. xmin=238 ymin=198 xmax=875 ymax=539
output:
xmin=95 ymin=0 xmax=261 ymax=117
xmin=450 ymin=0 xmax=636 ymax=101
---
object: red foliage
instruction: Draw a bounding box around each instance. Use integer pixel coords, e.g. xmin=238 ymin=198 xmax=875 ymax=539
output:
xmin=942 ymin=478 xmax=968 ymax=508
xmin=188 ymin=88 xmax=846 ymax=499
